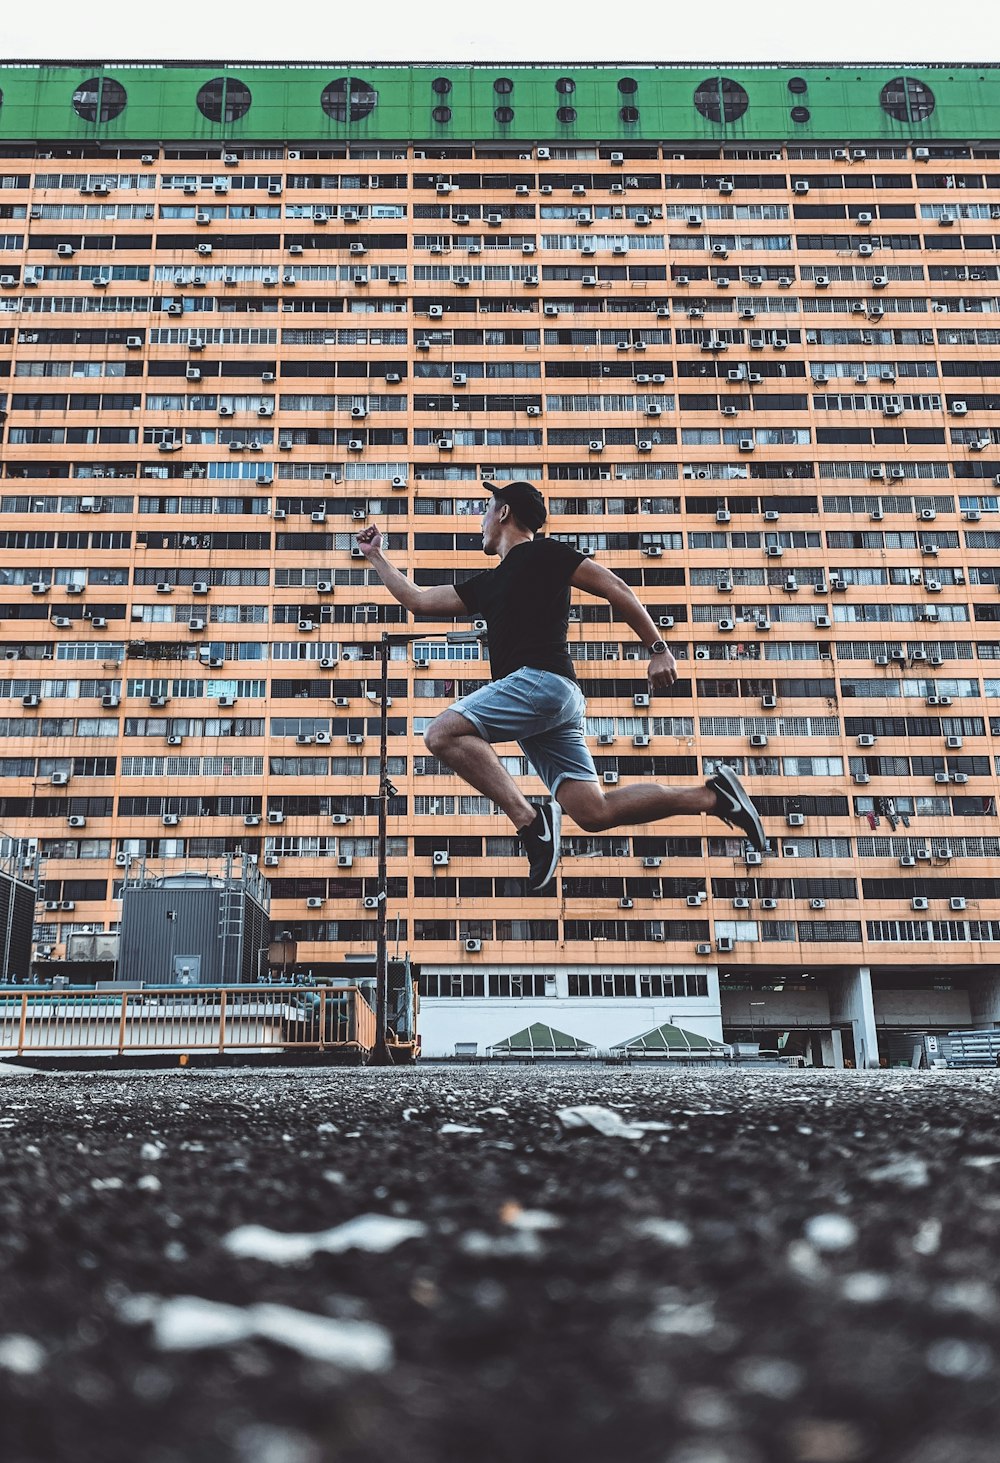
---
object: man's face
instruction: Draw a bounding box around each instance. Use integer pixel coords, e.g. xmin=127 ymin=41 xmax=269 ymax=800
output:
xmin=480 ymin=495 xmax=505 ymax=555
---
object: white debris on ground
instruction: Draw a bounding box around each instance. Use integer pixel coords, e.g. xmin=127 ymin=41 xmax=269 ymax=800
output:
xmin=223 ymin=1214 xmax=427 ymax=1264
xmin=634 ymin=1217 xmax=693 ymax=1248
xmin=803 ymin=1213 xmax=858 ymax=1253
xmin=0 ymin=1334 xmax=46 ymax=1375
xmin=556 ymin=1104 xmax=671 ymax=1139
xmin=120 ymin=1294 xmax=393 ymax=1370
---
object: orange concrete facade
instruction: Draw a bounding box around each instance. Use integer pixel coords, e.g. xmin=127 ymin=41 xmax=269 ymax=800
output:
xmin=2 ymin=134 xmax=999 ymax=1013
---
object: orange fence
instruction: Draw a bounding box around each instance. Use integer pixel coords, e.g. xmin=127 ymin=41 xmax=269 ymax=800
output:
xmin=0 ymin=986 xmax=378 ymax=1060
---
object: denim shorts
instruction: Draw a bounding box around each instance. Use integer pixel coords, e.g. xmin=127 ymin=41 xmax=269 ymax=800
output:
xmin=449 ymin=667 xmax=598 ymax=796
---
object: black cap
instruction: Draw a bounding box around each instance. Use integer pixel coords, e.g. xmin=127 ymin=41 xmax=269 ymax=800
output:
xmin=488 ymin=479 xmax=547 ymax=532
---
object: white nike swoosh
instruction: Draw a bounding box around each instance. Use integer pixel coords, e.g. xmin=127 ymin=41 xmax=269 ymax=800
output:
xmin=536 ymin=826 xmax=551 ymax=843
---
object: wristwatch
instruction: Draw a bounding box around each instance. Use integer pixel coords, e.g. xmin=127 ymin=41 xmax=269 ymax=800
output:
xmin=648 ymin=639 xmax=669 ymax=655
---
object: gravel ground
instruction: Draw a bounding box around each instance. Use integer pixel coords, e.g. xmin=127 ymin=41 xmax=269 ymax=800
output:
xmin=2 ymin=1064 xmax=1000 ymax=1463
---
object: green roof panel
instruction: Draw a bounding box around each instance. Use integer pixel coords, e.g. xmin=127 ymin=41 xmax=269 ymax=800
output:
xmin=612 ymin=1023 xmax=726 ymax=1054
xmin=489 ymin=1022 xmax=595 ymax=1054
xmin=0 ymin=63 xmax=996 ymax=143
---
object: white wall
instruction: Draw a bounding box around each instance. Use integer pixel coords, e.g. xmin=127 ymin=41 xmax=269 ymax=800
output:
xmin=419 ymin=996 xmax=723 ymax=1059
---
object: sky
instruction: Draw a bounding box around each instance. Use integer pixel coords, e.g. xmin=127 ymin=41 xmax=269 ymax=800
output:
xmin=1 ymin=0 xmax=999 ymax=64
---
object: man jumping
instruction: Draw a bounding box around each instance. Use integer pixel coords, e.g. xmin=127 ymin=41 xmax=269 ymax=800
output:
xmin=355 ymin=480 xmax=765 ymax=892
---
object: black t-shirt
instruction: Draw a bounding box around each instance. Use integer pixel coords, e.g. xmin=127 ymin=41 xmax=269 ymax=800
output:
xmin=455 ymin=537 xmax=586 ymax=683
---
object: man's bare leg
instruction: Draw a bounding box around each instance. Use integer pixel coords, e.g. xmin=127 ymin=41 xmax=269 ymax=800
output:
xmin=557 ymin=777 xmax=717 ymax=833
xmin=424 ymin=711 xmax=537 ymax=830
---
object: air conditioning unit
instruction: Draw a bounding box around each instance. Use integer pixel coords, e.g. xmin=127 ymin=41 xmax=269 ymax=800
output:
xmin=306 ymin=897 xmax=325 ymax=910
xmin=465 ymin=939 xmax=482 ymax=953
xmin=263 ymin=854 xmax=279 ymax=868
xmin=786 ymin=813 xmax=805 ymax=828
xmin=749 ymin=734 xmax=768 ymax=749
xmin=716 ymin=936 xmax=734 ymax=953
xmin=268 ymin=811 xmax=285 ymax=825
xmin=718 ymin=618 xmax=736 ymax=632
xmin=162 ymin=814 xmax=179 ymax=827
xmin=912 ymin=896 xmax=929 ymax=911
xmin=347 ymin=734 xmax=365 ymax=746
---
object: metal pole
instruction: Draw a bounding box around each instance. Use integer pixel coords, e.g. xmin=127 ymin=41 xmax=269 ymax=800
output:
xmin=369 ymin=632 xmax=393 ymax=1066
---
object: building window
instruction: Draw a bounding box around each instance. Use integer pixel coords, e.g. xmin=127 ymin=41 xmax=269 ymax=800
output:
xmin=431 ymin=77 xmax=452 ymax=95
xmin=556 ymin=77 xmax=576 ymax=95
xmin=196 ymin=77 xmax=252 ymax=124
xmin=791 ymin=106 xmax=810 ymax=124
xmin=617 ymin=77 xmax=638 ymax=95
xmin=494 ymin=77 xmax=514 ymax=95
xmin=494 ymin=106 xmax=514 ymax=124
xmin=880 ymin=76 xmax=935 ymax=123
xmin=787 ymin=77 xmax=808 ymax=94
xmin=320 ymin=77 xmax=379 ymax=123
xmin=619 ymin=106 xmax=640 ymax=124
xmin=693 ymin=76 xmax=750 ymax=124
xmin=432 ymin=106 xmax=452 ymax=124
xmin=72 ymin=77 xmax=128 ymax=123
xmin=557 ymin=106 xmax=577 ymax=124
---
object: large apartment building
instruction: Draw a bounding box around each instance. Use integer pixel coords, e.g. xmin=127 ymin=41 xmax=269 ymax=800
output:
xmin=1 ymin=62 xmax=999 ymax=1060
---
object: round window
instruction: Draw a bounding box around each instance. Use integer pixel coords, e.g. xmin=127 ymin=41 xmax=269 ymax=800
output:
xmin=557 ymin=106 xmax=577 ymax=124
xmin=72 ymin=77 xmax=128 ymax=123
xmin=619 ymin=106 xmax=639 ymax=125
xmin=880 ymin=76 xmax=935 ymax=123
xmin=790 ymin=106 xmax=810 ymax=124
xmin=617 ymin=77 xmax=638 ymax=95
xmin=432 ymin=106 xmax=452 ymax=124
xmin=196 ymin=77 xmax=252 ymax=124
xmin=494 ymin=106 xmax=514 ymax=124
xmin=320 ymin=77 xmax=379 ymax=123
xmin=432 ymin=77 xmax=452 ymax=96
xmin=494 ymin=78 xmax=514 ymax=95
xmin=693 ymin=77 xmax=750 ymax=124
xmin=787 ymin=77 xmax=808 ymax=94
xmin=556 ymin=77 xmax=576 ymax=95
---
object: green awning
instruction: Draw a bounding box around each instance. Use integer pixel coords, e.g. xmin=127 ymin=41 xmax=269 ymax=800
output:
xmin=611 ymin=1022 xmax=726 ymax=1055
xmin=488 ymin=1022 xmax=595 ymax=1055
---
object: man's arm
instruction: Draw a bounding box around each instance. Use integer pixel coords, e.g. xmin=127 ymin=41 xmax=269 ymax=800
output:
xmin=570 ymin=557 xmax=677 ymax=691
xmin=354 ymin=524 xmax=469 ymax=618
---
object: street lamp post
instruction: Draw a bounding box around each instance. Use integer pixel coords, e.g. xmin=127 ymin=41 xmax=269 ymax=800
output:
xmin=367 ymin=627 xmax=481 ymax=1067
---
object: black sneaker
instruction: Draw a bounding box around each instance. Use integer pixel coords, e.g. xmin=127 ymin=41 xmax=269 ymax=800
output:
xmin=519 ymin=799 xmax=562 ymax=892
xmin=709 ymin=765 xmax=766 ymax=853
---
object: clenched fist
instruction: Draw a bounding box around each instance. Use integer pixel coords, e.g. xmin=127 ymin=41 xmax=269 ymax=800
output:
xmin=355 ymin=524 xmax=382 ymax=557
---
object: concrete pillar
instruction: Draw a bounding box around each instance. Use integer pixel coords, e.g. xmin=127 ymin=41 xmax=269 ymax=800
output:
xmin=818 ymin=1028 xmax=845 ymax=1069
xmin=830 ymin=967 xmax=880 ymax=1069
xmin=969 ymin=972 xmax=1000 ymax=1029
